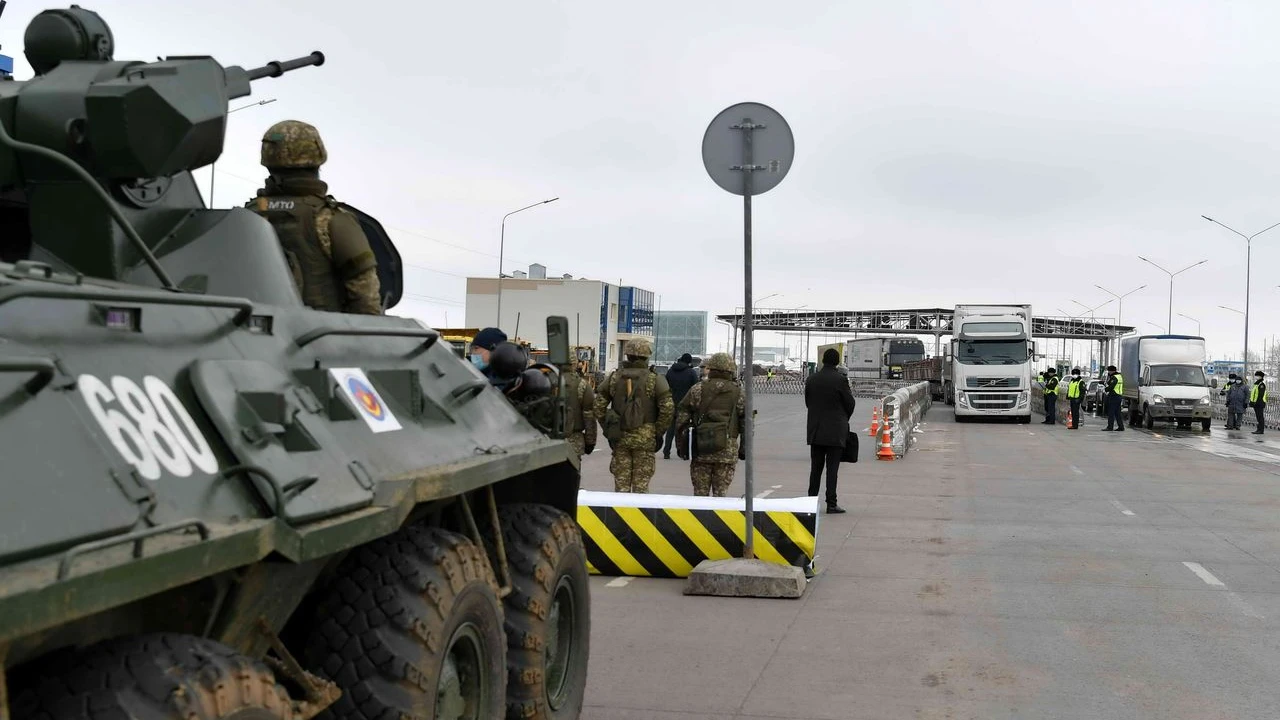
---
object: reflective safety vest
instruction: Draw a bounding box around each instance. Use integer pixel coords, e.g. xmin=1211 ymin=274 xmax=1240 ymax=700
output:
xmin=1251 ymin=380 xmax=1268 ymax=404
xmin=1068 ymin=378 xmax=1083 ymax=399
xmin=1044 ymin=377 xmax=1059 ymax=396
xmin=1112 ymin=373 xmax=1124 ymax=395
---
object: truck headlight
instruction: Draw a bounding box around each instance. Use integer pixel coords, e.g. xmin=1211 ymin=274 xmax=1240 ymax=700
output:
xmin=958 ymin=392 xmax=969 ymax=408
xmin=1198 ymin=396 xmax=1210 ymax=405
xmin=1018 ymin=390 xmax=1029 ymax=406
xmin=1152 ymin=395 xmax=1167 ymax=404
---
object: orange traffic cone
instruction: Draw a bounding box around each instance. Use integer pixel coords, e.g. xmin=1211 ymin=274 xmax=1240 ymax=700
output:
xmin=869 ymin=407 xmax=880 ymax=437
xmin=876 ymin=419 xmax=895 ymax=461
xmin=1067 ymin=407 xmax=1074 ymax=429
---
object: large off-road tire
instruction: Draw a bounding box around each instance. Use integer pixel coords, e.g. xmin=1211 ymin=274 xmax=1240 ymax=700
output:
xmin=489 ymin=503 xmax=591 ymax=719
xmin=11 ymin=633 xmax=293 ymax=720
xmin=303 ymin=526 xmax=507 ymax=720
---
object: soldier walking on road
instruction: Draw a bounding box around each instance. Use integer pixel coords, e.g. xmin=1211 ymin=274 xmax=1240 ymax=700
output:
xmin=248 ymin=120 xmax=382 ymax=315
xmin=564 ymin=364 xmax=597 ymax=460
xmin=1042 ymin=368 xmax=1059 ymax=424
xmin=675 ymin=353 xmax=746 ymax=497
xmin=1066 ymin=368 xmax=1084 ymax=430
xmin=1250 ymin=370 xmax=1268 ymax=435
xmin=594 ymin=338 xmax=674 ymax=493
xmin=1102 ymin=365 xmax=1125 ymax=432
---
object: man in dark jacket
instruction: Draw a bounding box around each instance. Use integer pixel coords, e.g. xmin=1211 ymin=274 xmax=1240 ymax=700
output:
xmin=663 ymin=353 xmax=701 ymax=459
xmin=804 ymin=348 xmax=857 ymax=513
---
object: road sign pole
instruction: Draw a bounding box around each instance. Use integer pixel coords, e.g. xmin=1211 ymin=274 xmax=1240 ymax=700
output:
xmin=737 ymin=117 xmax=758 ymax=560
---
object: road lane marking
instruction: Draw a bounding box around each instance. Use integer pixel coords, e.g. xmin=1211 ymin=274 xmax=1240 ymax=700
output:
xmin=755 ymin=484 xmax=783 ymax=499
xmin=1109 ymin=499 xmax=1135 ymax=516
xmin=1183 ymin=561 xmax=1225 ymax=586
xmin=1069 ymin=465 xmax=1084 ymax=475
xmin=605 ymin=577 xmax=632 ymax=588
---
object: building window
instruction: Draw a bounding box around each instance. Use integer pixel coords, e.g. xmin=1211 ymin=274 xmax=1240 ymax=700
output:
xmin=610 ymin=303 xmax=617 ymax=320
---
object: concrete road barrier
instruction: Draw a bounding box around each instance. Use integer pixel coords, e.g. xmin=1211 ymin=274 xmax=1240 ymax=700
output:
xmin=576 ymin=490 xmax=819 ymax=578
xmin=881 ymin=381 xmax=931 ymax=457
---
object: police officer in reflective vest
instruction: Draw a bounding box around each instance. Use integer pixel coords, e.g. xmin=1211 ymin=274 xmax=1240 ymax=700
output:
xmin=1103 ymin=365 xmax=1125 ymax=431
xmin=1066 ymin=368 xmax=1085 ymax=430
xmin=1042 ymin=368 xmax=1059 ymax=424
xmin=1250 ymin=370 xmax=1268 ymax=435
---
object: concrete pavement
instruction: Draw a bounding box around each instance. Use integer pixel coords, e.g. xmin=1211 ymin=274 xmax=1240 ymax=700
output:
xmin=578 ymin=393 xmax=1280 ymax=719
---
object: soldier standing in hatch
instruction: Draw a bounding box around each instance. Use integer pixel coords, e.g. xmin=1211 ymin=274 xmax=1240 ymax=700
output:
xmin=676 ymin=352 xmax=746 ymax=497
xmin=564 ymin=364 xmax=597 ymax=461
xmin=594 ymin=338 xmax=674 ymax=493
xmin=247 ymin=120 xmax=382 ymax=314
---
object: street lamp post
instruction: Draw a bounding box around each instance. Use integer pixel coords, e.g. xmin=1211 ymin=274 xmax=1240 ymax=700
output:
xmin=496 ymin=197 xmax=559 ymax=326
xmin=1137 ymin=255 xmax=1208 ymax=335
xmin=1177 ymin=313 xmax=1201 ymax=336
xmin=1219 ymin=305 xmax=1246 ymax=363
xmin=1072 ymin=298 xmax=1114 ymax=374
xmin=735 ymin=293 xmax=781 ymax=371
xmin=1202 ymin=216 xmax=1280 ymax=376
xmin=1094 ymin=283 xmax=1146 ymax=368
xmin=210 ymin=98 xmax=277 ymax=207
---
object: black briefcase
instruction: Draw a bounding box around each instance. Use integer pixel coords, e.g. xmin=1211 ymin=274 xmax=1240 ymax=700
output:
xmin=841 ymin=431 xmax=859 ymax=463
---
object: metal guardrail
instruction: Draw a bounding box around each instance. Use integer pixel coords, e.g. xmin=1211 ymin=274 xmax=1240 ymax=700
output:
xmin=747 ymin=375 xmax=914 ymax=399
xmin=881 ymin=381 xmax=931 ymax=457
xmin=1030 ymin=383 xmax=1280 ymax=430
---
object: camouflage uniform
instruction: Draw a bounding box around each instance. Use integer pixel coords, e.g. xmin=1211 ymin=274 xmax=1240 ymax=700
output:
xmin=676 ymin=353 xmax=745 ymax=497
xmin=594 ymin=339 xmax=673 ymax=493
xmin=248 ymin=120 xmax=382 ymax=315
xmin=564 ymin=370 xmax=597 ymax=460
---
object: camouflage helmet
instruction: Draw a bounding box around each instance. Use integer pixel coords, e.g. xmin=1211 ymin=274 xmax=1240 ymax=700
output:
xmin=623 ymin=337 xmax=653 ymax=358
xmin=260 ymin=120 xmax=327 ymax=169
xmin=706 ymin=352 xmax=735 ymax=373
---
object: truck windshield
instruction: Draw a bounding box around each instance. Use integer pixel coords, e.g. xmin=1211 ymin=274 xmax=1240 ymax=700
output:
xmin=956 ymin=340 xmax=1028 ymax=365
xmin=1149 ymin=364 xmax=1207 ymax=386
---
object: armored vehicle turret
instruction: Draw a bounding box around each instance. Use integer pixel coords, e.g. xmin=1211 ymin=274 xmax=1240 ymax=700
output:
xmin=0 ymin=7 xmax=589 ymax=720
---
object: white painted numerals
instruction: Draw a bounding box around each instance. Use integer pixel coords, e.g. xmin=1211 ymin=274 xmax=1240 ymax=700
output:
xmin=78 ymin=374 xmax=219 ymax=481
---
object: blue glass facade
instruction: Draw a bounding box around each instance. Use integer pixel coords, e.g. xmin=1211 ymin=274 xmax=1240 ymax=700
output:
xmin=617 ymin=287 xmax=654 ymax=335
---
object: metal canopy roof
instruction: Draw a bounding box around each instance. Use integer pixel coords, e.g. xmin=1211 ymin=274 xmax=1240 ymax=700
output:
xmin=715 ymin=307 xmax=1133 ymax=340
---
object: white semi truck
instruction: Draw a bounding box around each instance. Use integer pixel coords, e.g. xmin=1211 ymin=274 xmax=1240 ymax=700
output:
xmin=947 ymin=304 xmax=1034 ymax=423
xmin=1120 ymin=335 xmax=1212 ymax=431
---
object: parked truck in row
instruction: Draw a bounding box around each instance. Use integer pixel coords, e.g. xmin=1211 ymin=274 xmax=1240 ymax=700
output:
xmin=903 ymin=357 xmax=945 ymax=401
xmin=947 ymin=304 xmax=1035 ymax=423
xmin=1120 ymin=335 xmax=1213 ymax=431
xmin=843 ymin=337 xmax=926 ymax=379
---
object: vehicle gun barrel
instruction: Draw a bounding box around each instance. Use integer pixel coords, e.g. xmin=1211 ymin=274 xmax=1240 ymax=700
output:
xmin=245 ymin=51 xmax=325 ymax=81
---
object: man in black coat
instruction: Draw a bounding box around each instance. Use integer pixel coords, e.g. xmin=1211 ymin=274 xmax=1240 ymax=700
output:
xmin=805 ymin=348 xmax=856 ymax=513
xmin=663 ymin=353 xmax=701 ymax=459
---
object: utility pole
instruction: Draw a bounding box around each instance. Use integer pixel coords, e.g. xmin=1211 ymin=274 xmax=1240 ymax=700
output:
xmin=1201 ymin=216 xmax=1280 ymax=376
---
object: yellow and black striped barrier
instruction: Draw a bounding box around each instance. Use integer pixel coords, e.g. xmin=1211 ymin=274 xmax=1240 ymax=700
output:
xmin=576 ymin=490 xmax=820 ymax=578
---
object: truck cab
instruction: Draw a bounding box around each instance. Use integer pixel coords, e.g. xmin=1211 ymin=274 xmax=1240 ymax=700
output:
xmin=950 ymin=304 xmax=1034 ymax=422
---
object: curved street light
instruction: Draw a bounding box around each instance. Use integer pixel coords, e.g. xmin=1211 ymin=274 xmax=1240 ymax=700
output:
xmin=496 ymin=197 xmax=559 ymax=325
xmin=1202 ymin=215 xmax=1280 ymax=375
xmin=1095 ymin=283 xmax=1146 ymax=367
xmin=1177 ymin=312 xmax=1201 ymax=336
xmin=1137 ymin=256 xmax=1208 ymax=333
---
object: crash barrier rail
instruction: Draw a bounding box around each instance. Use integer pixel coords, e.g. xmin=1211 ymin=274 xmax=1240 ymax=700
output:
xmin=880 ymin=381 xmax=932 ymax=457
xmin=1032 ymin=383 xmax=1280 ymax=430
xmin=576 ymin=490 xmax=820 ymax=578
xmin=748 ymin=375 xmax=914 ymax=399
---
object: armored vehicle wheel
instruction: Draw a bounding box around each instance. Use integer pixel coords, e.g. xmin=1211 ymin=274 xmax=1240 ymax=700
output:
xmin=303 ymin=526 xmax=506 ymax=720
xmin=11 ymin=633 xmax=293 ymax=720
xmin=489 ymin=503 xmax=591 ymax=719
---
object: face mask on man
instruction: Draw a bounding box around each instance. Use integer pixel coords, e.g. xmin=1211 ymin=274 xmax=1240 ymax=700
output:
xmin=471 ymin=353 xmax=487 ymax=370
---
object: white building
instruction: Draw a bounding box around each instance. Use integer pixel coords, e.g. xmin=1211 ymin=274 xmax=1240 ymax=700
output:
xmin=465 ymin=268 xmax=654 ymax=372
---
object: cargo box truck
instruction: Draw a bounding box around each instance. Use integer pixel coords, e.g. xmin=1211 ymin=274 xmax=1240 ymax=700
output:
xmin=843 ymin=337 xmax=925 ymax=379
xmin=1120 ymin=335 xmax=1212 ymax=431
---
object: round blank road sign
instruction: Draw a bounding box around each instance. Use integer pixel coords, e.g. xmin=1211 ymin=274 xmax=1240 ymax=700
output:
xmin=701 ymin=101 xmax=795 ymax=197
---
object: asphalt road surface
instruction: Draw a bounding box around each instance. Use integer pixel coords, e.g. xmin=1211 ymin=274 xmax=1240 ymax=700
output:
xmin=577 ymin=393 xmax=1280 ymax=719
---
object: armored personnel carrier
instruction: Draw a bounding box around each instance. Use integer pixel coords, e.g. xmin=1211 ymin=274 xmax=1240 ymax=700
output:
xmin=0 ymin=6 xmax=588 ymax=720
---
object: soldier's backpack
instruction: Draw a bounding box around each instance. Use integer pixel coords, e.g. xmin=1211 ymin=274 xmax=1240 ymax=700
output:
xmin=692 ymin=380 xmax=741 ymax=457
xmin=601 ymin=369 xmax=655 ymax=444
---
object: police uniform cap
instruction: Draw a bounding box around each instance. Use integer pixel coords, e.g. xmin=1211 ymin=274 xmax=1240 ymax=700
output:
xmin=473 ymin=327 xmax=508 ymax=351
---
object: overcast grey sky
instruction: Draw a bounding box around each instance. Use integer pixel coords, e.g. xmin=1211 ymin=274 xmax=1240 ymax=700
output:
xmin=5 ymin=1 xmax=1280 ymax=362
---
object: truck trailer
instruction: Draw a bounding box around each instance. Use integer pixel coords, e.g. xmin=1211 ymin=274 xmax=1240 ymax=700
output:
xmin=948 ymin=304 xmax=1035 ymax=422
xmin=903 ymin=357 xmax=945 ymax=400
xmin=843 ymin=337 xmax=926 ymax=379
xmin=1120 ymin=335 xmax=1212 ymax=431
